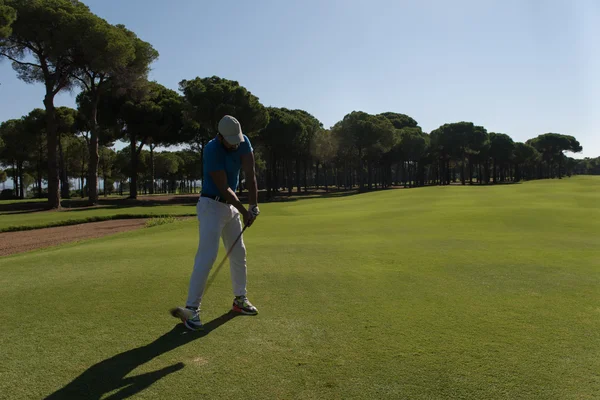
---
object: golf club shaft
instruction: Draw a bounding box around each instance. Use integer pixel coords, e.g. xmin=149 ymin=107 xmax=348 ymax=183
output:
xmin=204 ymin=224 xmax=248 ymax=291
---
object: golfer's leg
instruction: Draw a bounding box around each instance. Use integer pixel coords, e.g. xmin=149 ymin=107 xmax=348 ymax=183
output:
xmin=185 ymin=206 xmax=221 ymax=309
xmin=222 ymin=213 xmax=247 ymax=297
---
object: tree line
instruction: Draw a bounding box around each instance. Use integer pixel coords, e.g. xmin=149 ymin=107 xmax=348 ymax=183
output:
xmin=0 ymin=0 xmax=594 ymax=204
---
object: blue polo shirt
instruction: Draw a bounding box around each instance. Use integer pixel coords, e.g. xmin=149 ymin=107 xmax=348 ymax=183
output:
xmin=202 ymin=135 xmax=253 ymax=197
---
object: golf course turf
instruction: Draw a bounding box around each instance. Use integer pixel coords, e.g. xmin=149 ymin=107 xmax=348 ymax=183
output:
xmin=1 ymin=177 xmax=598 ymax=399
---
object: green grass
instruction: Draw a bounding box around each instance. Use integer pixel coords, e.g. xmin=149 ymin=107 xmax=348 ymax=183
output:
xmin=1 ymin=176 xmax=599 ymax=399
xmin=0 ymin=205 xmax=196 ymax=232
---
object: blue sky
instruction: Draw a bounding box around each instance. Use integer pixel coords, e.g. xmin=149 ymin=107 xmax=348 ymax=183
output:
xmin=0 ymin=0 xmax=598 ymax=157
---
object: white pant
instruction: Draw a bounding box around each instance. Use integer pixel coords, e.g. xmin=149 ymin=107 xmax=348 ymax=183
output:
xmin=185 ymin=197 xmax=247 ymax=309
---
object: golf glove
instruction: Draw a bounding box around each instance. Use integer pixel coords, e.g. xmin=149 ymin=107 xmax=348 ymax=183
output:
xmin=250 ymin=204 xmax=260 ymax=218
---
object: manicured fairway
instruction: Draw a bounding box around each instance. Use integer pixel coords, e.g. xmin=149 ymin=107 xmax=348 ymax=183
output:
xmin=1 ymin=177 xmax=598 ymax=399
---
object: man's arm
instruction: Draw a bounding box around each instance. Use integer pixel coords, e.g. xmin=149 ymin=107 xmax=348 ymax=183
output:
xmin=209 ymin=169 xmax=253 ymax=226
xmin=242 ymin=152 xmax=258 ymax=206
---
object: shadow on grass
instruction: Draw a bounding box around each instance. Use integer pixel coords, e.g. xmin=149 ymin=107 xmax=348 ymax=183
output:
xmin=450 ymin=181 xmax=523 ymax=187
xmin=0 ymin=190 xmax=363 ymax=214
xmin=2 ymin=182 xmax=526 ymax=215
xmin=0 ymin=202 xmax=48 ymax=213
xmin=0 ymin=196 xmax=199 ymax=214
xmin=45 ymin=311 xmax=240 ymax=400
xmin=265 ymin=189 xmax=362 ymax=203
xmin=0 ymin=209 xmax=51 ymax=216
xmin=59 ymin=204 xmax=142 ymax=213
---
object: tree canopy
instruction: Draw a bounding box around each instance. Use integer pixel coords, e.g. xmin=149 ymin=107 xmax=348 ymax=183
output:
xmin=0 ymin=0 xmax=16 ymax=39
xmin=179 ymin=76 xmax=269 ymax=141
xmin=0 ymin=1 xmax=594 ymax=201
xmin=0 ymin=0 xmax=116 ymax=207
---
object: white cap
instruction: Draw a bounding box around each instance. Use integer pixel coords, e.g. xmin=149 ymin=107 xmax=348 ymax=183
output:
xmin=218 ymin=115 xmax=245 ymax=145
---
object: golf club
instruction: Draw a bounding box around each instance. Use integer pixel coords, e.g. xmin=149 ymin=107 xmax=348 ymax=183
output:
xmin=169 ymin=221 xmax=249 ymax=321
xmin=204 ymin=223 xmax=248 ymax=292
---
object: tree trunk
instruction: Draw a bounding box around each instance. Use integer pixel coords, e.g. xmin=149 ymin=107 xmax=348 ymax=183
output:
xmin=367 ymin=160 xmax=372 ymax=190
xmin=266 ymin=152 xmax=273 ymax=199
xmin=58 ymin=138 xmax=69 ymax=198
xmin=287 ymin=159 xmax=293 ymax=195
xmin=18 ymin=163 xmax=24 ymax=199
xmin=558 ymin=158 xmax=563 ymax=179
xmin=271 ymin=153 xmax=277 ymax=197
xmin=276 ymin=159 xmax=281 ymax=191
xmin=88 ymin=97 xmax=100 ymax=205
xmin=324 ymin=165 xmax=328 ymax=192
xmin=87 ymin=134 xmax=98 ymax=203
xmin=303 ymin=159 xmax=308 ymax=193
xmin=357 ymin=152 xmax=364 ymax=191
xmin=12 ymin=160 xmax=17 ymax=198
xmin=278 ymin=159 xmax=283 ymax=192
xmin=37 ymin=153 xmax=43 ymax=198
xmin=334 ymin=165 xmax=338 ymax=190
xmin=130 ymin=137 xmax=138 ymax=199
xmin=468 ymin=158 xmax=473 ymax=185
xmin=374 ymin=165 xmax=378 ymax=189
xmin=150 ymin=143 xmax=155 ymax=195
xmin=81 ymin=140 xmax=87 ymax=198
xmin=295 ymin=158 xmax=301 ymax=194
xmin=315 ymin=162 xmax=320 ymax=191
xmin=43 ymin=95 xmax=60 ymax=209
xmin=18 ymin=164 xmax=23 ymax=199
xmin=461 ymin=158 xmax=466 ymax=185
xmin=269 ymin=156 xmax=275 ymax=195
xmin=334 ymin=166 xmax=337 ymax=190
xmin=103 ymin=168 xmax=109 ymax=197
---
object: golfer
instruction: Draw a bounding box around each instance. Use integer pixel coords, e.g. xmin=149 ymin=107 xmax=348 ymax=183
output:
xmin=172 ymin=115 xmax=260 ymax=331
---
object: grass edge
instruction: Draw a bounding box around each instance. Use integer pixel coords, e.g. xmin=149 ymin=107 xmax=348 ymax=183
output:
xmin=0 ymin=213 xmax=197 ymax=233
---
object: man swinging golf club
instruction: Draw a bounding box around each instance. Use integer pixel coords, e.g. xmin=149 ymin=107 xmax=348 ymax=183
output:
xmin=171 ymin=115 xmax=260 ymax=331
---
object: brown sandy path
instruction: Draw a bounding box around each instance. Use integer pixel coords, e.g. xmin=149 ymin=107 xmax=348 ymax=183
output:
xmin=0 ymin=219 xmax=147 ymax=257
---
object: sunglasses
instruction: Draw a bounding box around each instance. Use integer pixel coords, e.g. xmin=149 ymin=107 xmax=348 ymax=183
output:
xmin=219 ymin=134 xmax=240 ymax=151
